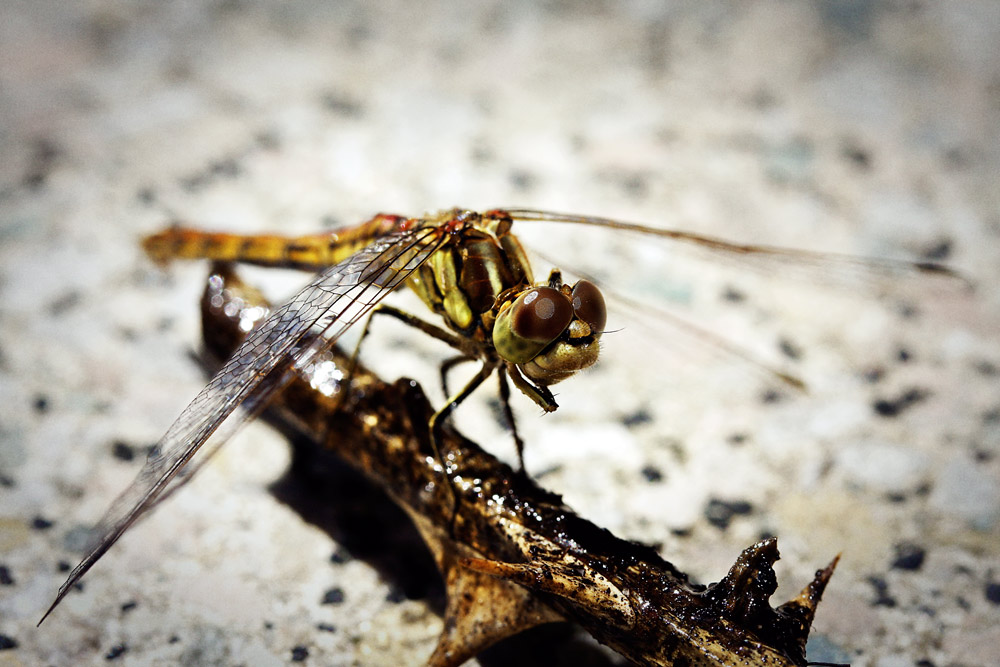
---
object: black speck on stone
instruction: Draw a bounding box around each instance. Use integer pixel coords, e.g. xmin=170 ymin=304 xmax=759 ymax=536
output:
xmin=0 ymin=473 xmax=13 ymax=488
xmin=32 ymin=137 xmax=60 ymax=163
xmin=897 ymin=347 xmax=912 ymax=363
xmin=179 ymin=172 xmax=208 ymax=192
xmin=759 ymin=388 xmax=783 ymax=405
xmin=641 ymin=465 xmax=663 ymax=483
xmin=867 ymin=575 xmax=897 ymax=607
xmin=111 ymin=440 xmax=136 ymax=462
xmin=897 ymin=302 xmax=920 ymax=319
xmin=982 ymin=407 xmax=1000 ymax=425
xmin=621 ymin=172 xmax=649 ymax=199
xmin=0 ymin=634 xmax=17 ymax=650
xmin=750 ymin=86 xmax=777 ymax=109
xmin=985 ymin=582 xmax=1000 ymax=605
xmin=116 ymin=326 xmax=139 ymax=342
xmin=470 ymin=142 xmax=495 ymax=164
xmin=862 ymin=366 xmax=885 ymax=384
xmin=255 ymin=130 xmax=281 ymax=151
xmin=155 ymin=316 xmax=174 ymax=333
xmin=316 ymin=623 xmax=337 ymax=633
xmin=923 ymin=239 xmax=952 ymax=261
xmin=943 ymin=145 xmax=969 ymax=168
xmin=721 ymin=285 xmax=746 ymax=303
xmin=873 ymin=387 xmax=928 ymax=417
xmin=136 ymin=186 xmax=157 ymax=205
xmin=22 ymin=172 xmax=45 ymax=190
xmin=842 ymin=143 xmax=872 ymax=170
xmin=622 ymin=409 xmax=652 ymax=428
xmin=22 ymin=138 xmax=60 ymax=190
xmin=704 ymin=498 xmax=753 ymax=530
xmin=508 ymin=168 xmax=537 ymax=192
xmin=209 ymin=157 xmax=241 ymax=179
xmin=120 ymin=600 xmax=137 ymax=613
xmin=105 ymin=643 xmax=127 ymax=660
xmin=168 ymin=635 xmax=180 ymax=644
xmin=727 ymin=432 xmax=748 ymax=446
xmin=48 ymin=290 xmax=81 ymax=316
xmin=320 ymin=92 xmax=364 ymax=118
xmin=891 ymin=543 xmax=926 ymax=571
xmin=777 ymin=337 xmax=802 ymax=360
xmin=385 ymin=586 xmax=406 ymax=604
xmin=33 ymin=394 xmax=50 ymax=414
xmin=291 ymin=645 xmax=309 ymax=662
xmin=329 ymin=548 xmax=351 ymax=565
xmin=57 ymin=560 xmax=71 ymax=572
xmin=0 ymin=565 xmax=13 ymax=585
xmin=974 ymin=360 xmax=998 ymax=377
xmin=914 ymin=660 xmax=936 ymax=667
xmin=31 ymin=516 xmax=54 ymax=530
xmin=321 ymin=587 xmax=345 ymax=605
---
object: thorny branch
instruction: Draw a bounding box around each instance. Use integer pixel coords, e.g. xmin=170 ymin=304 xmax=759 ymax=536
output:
xmin=201 ymin=263 xmax=838 ymax=667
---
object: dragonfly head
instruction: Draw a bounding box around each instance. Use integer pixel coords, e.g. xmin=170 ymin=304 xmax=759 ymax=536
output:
xmin=492 ymin=279 xmax=606 ymax=385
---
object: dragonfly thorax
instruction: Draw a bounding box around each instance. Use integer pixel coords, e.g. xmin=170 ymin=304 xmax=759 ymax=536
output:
xmin=408 ymin=212 xmax=531 ymax=334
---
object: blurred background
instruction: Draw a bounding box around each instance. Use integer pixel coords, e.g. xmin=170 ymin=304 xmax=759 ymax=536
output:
xmin=2 ymin=2 xmax=998 ymax=665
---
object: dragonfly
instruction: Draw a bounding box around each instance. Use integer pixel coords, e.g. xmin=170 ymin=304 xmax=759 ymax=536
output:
xmin=39 ymin=207 xmax=964 ymax=624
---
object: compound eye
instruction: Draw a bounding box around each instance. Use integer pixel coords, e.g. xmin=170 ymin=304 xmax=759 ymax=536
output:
xmin=510 ymin=287 xmax=574 ymax=343
xmin=570 ymin=280 xmax=606 ymax=335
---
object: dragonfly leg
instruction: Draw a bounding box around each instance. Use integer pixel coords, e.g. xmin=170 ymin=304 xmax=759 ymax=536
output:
xmin=505 ymin=362 xmax=559 ymax=413
xmin=496 ymin=365 xmax=527 ymax=471
xmin=442 ymin=355 xmax=483 ymax=397
xmin=346 ymin=303 xmax=472 ymax=392
xmin=441 ymin=359 xmax=529 ymax=473
xmin=428 ymin=362 xmax=496 ymax=525
xmin=361 ymin=304 xmax=470 ymax=351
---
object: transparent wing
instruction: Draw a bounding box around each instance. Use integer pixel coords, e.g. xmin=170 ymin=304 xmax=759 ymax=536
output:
xmin=509 ymin=208 xmax=971 ymax=399
xmin=527 ymin=243 xmax=807 ymax=391
xmin=506 ymin=209 xmax=971 ymax=290
xmin=40 ymin=225 xmax=445 ymax=624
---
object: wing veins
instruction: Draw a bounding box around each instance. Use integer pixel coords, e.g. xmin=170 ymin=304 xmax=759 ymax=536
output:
xmin=40 ymin=225 xmax=444 ymax=624
xmin=506 ymin=209 xmax=971 ymax=289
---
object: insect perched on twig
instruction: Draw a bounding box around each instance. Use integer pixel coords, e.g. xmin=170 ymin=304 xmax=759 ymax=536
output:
xmin=39 ymin=207 xmax=965 ymax=625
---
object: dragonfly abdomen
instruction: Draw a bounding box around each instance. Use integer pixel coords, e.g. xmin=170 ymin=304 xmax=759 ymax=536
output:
xmin=142 ymin=214 xmax=408 ymax=272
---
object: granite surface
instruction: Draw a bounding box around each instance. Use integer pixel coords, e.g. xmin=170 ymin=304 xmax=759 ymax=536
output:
xmin=2 ymin=2 xmax=999 ymax=666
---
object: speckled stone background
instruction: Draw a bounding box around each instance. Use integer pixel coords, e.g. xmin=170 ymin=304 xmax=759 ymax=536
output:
xmin=2 ymin=2 xmax=999 ymax=666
